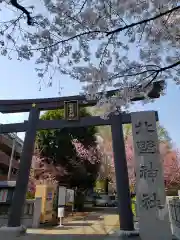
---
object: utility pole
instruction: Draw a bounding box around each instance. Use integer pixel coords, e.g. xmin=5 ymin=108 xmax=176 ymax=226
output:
xmin=7 ymin=135 xmax=16 ymax=181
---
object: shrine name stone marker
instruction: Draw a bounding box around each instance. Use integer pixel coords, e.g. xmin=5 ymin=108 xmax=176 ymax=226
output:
xmin=131 ymin=111 xmax=172 ymax=240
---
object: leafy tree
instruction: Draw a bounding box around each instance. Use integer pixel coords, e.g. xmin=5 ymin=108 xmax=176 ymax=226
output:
xmin=36 ymin=108 xmax=101 ymax=190
xmin=0 ymin=1 xmax=179 ymax=111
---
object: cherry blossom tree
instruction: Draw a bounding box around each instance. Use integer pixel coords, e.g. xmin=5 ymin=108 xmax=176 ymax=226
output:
xmin=125 ymin=136 xmax=180 ymax=193
xmin=30 ymin=153 xmax=67 ymax=184
xmin=96 ymin=122 xmax=180 ymax=193
xmin=160 ymin=144 xmax=180 ymax=190
xmin=36 ymin=108 xmax=101 ymax=190
xmin=95 ymin=135 xmax=115 ymax=192
xmin=0 ymin=0 xmax=179 ymax=111
xmin=125 ymin=136 xmax=135 ymax=189
xmin=27 ymin=150 xmax=61 ymax=198
xmin=27 ymin=144 xmax=71 ymax=196
xmin=71 ymin=139 xmax=102 ymax=189
xmin=73 ymin=139 xmax=101 ymax=165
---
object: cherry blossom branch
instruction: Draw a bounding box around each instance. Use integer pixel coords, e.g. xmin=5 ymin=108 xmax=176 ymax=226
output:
xmin=32 ymin=30 xmax=108 ymax=51
xmin=142 ymin=60 xmax=180 ymax=88
xmin=10 ymin=0 xmax=33 ymax=25
xmin=99 ymin=34 xmax=114 ymax=67
xmin=106 ymin=5 xmax=180 ymax=36
xmin=111 ymin=60 xmax=180 ymax=86
xmin=77 ymin=0 xmax=88 ymax=14
xmin=30 ymin=6 xmax=180 ymax=54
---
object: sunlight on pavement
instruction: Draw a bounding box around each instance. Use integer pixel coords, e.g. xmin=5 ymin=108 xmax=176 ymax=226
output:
xmin=27 ymin=212 xmax=120 ymax=235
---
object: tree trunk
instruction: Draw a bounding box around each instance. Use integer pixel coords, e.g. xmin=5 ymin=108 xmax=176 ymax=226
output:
xmin=74 ymin=191 xmax=85 ymax=212
xmin=105 ymin=178 xmax=109 ymax=194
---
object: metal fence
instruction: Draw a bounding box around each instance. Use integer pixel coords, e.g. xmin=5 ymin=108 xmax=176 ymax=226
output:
xmin=169 ymin=199 xmax=180 ymax=228
xmin=0 ymin=200 xmax=34 ymax=216
xmin=23 ymin=201 xmax=34 ymax=216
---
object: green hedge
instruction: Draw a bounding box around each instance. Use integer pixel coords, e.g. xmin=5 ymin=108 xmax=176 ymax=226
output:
xmin=131 ymin=197 xmax=136 ymax=216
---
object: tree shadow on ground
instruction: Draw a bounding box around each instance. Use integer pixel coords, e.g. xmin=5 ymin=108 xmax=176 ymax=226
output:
xmin=84 ymin=207 xmax=118 ymax=213
xmin=71 ymin=212 xmax=102 ymax=221
xmin=43 ymin=222 xmax=93 ymax=230
xmin=83 ymin=214 xmax=103 ymax=221
xmin=72 ymin=207 xmax=118 ymax=222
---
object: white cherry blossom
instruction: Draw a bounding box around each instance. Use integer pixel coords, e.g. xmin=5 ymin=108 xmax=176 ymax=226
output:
xmin=0 ymin=0 xmax=179 ymax=114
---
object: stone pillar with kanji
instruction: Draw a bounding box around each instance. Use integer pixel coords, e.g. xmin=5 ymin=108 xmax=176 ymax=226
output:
xmin=131 ymin=111 xmax=172 ymax=240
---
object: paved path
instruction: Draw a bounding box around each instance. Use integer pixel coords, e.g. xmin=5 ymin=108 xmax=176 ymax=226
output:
xmin=1 ymin=208 xmax=141 ymax=239
xmin=0 ymin=208 xmax=142 ymax=239
xmin=27 ymin=207 xmax=120 ymax=236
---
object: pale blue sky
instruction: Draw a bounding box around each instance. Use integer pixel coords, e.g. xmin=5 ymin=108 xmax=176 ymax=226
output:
xmin=0 ymin=55 xmax=179 ymax=148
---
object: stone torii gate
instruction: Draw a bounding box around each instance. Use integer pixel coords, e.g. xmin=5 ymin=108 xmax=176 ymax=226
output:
xmin=0 ymin=81 xmax=163 ymax=232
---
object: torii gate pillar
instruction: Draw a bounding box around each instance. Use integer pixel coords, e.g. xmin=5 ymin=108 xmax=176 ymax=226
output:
xmin=111 ymin=115 xmax=134 ymax=231
xmin=8 ymin=106 xmax=40 ymax=227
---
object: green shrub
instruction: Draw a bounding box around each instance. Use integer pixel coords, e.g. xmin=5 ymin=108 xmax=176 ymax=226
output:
xmin=131 ymin=196 xmax=136 ymax=216
xmin=26 ymin=192 xmax=35 ymax=199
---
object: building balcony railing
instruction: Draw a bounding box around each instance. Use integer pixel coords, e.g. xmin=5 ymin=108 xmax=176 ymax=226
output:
xmin=0 ymin=134 xmax=23 ymax=157
xmin=5 ymin=133 xmax=23 ymax=146
xmin=0 ymin=150 xmax=19 ymax=169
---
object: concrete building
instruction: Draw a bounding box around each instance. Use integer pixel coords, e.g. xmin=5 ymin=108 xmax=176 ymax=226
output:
xmin=0 ymin=133 xmax=23 ymax=180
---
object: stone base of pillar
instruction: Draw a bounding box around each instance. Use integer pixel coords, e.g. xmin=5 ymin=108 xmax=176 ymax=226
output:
xmin=109 ymin=222 xmax=139 ymax=238
xmin=0 ymin=225 xmax=26 ymax=237
xmin=117 ymin=230 xmax=139 ymax=237
xmin=110 ymin=229 xmax=139 ymax=238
